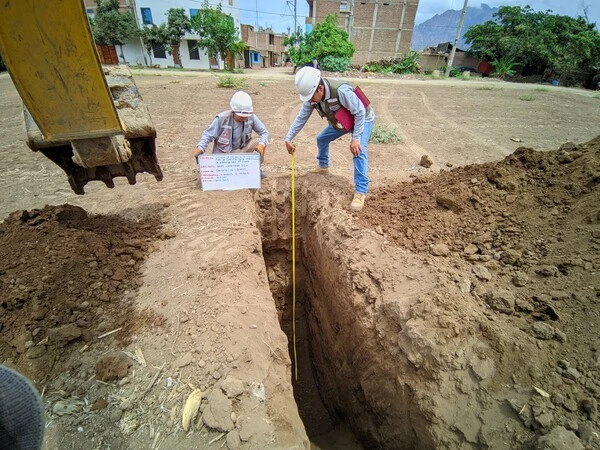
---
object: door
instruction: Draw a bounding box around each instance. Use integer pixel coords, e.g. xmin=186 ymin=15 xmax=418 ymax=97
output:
xmin=96 ymin=45 xmax=119 ymax=65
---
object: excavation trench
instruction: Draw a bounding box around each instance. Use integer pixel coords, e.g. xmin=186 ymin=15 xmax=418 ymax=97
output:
xmin=256 ymin=182 xmax=435 ymax=450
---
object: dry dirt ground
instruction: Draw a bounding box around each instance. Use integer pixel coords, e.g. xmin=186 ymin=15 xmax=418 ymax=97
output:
xmin=0 ymin=67 xmax=599 ymax=450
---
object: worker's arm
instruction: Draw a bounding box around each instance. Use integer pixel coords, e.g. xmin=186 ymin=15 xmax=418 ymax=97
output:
xmin=194 ymin=116 xmax=221 ymax=157
xmin=339 ymin=85 xmax=371 ymax=156
xmin=284 ymin=102 xmax=314 ymax=153
xmin=338 ymin=84 xmax=366 ymax=142
xmin=252 ymin=115 xmax=270 ymax=156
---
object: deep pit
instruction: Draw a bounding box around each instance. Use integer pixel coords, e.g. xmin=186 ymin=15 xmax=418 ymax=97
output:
xmin=255 ymin=179 xmax=435 ymax=450
xmin=260 ymin=232 xmax=362 ymax=449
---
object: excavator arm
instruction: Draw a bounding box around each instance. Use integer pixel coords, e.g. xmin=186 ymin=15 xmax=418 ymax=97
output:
xmin=0 ymin=0 xmax=162 ymax=194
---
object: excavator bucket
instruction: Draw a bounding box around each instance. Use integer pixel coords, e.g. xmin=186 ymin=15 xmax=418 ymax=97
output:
xmin=0 ymin=0 xmax=163 ymax=194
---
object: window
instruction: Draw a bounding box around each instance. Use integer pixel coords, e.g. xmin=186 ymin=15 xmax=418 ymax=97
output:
xmin=140 ymin=7 xmax=153 ymax=25
xmin=152 ymin=45 xmax=166 ymax=59
xmin=251 ymin=52 xmax=261 ymax=64
xmin=340 ymin=0 xmax=347 ymax=11
xmin=187 ymin=40 xmax=200 ymax=60
xmin=269 ymin=34 xmax=274 ymax=45
xmin=190 ymin=8 xmax=199 ymax=18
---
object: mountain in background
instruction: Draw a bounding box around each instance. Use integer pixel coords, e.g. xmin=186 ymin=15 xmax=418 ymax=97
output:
xmin=411 ymin=3 xmax=498 ymax=51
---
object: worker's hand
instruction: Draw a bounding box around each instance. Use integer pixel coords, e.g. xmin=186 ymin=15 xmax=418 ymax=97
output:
xmin=350 ymin=140 xmax=362 ymax=157
xmin=193 ymin=147 xmax=204 ymax=158
xmin=286 ymin=141 xmax=295 ymax=155
xmin=255 ymin=144 xmax=266 ymax=157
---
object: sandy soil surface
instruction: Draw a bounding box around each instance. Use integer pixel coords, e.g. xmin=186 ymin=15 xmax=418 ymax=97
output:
xmin=0 ymin=67 xmax=599 ymax=449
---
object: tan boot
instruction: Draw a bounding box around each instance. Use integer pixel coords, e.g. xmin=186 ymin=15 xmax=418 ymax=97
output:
xmin=350 ymin=193 xmax=366 ymax=211
xmin=310 ymin=166 xmax=330 ymax=175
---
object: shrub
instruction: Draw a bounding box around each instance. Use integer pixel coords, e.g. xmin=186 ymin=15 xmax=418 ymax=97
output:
xmin=320 ymin=55 xmax=351 ymax=72
xmin=363 ymin=52 xmax=420 ymax=74
xmin=370 ymin=125 xmax=401 ymax=144
xmin=491 ymin=57 xmax=517 ymax=78
xmin=217 ymin=75 xmax=248 ymax=89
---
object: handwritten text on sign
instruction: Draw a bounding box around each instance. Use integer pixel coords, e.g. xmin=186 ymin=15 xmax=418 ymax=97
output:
xmin=198 ymin=154 xmax=261 ymax=191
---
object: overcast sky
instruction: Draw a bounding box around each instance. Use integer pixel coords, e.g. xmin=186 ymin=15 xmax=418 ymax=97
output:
xmin=237 ymin=0 xmax=599 ymax=33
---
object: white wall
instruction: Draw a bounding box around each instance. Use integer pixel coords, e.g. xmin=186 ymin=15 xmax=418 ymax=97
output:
xmin=128 ymin=0 xmax=241 ymax=69
xmin=120 ymin=37 xmax=149 ymax=67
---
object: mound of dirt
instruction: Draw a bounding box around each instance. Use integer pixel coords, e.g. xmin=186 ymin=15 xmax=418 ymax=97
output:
xmin=359 ymin=135 xmax=600 ymax=448
xmin=362 ymin=136 xmax=600 ymax=255
xmin=0 ymin=204 xmax=167 ymax=383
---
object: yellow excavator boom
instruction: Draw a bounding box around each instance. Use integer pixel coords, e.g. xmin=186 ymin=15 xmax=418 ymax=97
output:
xmin=0 ymin=0 xmax=163 ymax=194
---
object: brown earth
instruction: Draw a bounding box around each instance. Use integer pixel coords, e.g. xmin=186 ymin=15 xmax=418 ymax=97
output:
xmin=0 ymin=68 xmax=599 ymax=449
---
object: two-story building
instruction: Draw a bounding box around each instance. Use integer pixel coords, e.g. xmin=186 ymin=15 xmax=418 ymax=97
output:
xmin=240 ymin=25 xmax=288 ymax=68
xmin=84 ymin=0 xmax=242 ymax=69
xmin=305 ymin=0 xmax=419 ymax=65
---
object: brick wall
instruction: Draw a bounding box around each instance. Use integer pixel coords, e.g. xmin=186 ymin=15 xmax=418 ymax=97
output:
xmin=309 ymin=0 xmax=419 ymax=66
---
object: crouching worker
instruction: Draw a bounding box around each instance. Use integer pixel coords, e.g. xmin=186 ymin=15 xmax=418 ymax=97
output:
xmin=193 ymin=91 xmax=269 ymax=166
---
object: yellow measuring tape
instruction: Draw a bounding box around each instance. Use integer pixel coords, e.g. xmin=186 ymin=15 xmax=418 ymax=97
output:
xmin=291 ymin=149 xmax=298 ymax=381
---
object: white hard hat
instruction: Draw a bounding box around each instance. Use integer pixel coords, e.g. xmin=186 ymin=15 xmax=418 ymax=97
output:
xmin=295 ymin=66 xmax=321 ymax=102
xmin=230 ymin=91 xmax=253 ymax=117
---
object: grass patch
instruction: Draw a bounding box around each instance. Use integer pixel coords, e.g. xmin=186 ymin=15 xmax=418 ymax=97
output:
xmin=593 ymin=94 xmax=600 ymax=99
xmin=370 ymin=125 xmax=401 ymax=144
xmin=533 ymin=87 xmax=551 ymax=92
xmin=217 ymin=75 xmax=249 ymax=89
xmin=476 ymin=86 xmax=502 ymax=91
xmin=519 ymin=95 xmax=536 ymax=101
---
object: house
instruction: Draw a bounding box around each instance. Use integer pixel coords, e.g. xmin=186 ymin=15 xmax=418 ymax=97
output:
xmin=84 ymin=0 xmax=242 ymax=69
xmin=305 ymin=0 xmax=419 ymax=65
xmin=419 ymin=42 xmax=487 ymax=74
xmin=240 ymin=25 xmax=288 ymax=68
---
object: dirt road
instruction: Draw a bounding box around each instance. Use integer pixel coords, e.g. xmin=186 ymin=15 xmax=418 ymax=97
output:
xmin=0 ymin=68 xmax=599 ymax=449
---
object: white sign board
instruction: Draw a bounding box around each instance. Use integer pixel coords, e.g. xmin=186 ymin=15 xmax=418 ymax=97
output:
xmin=198 ymin=154 xmax=261 ymax=191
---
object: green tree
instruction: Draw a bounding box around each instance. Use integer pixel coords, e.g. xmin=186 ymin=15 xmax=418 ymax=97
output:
xmin=91 ymin=0 xmax=139 ymax=64
xmin=165 ymin=8 xmax=192 ymax=68
xmin=465 ymin=6 xmax=600 ymax=78
xmin=140 ymin=24 xmax=169 ymax=66
xmin=288 ymin=14 xmax=355 ymax=71
xmin=191 ymin=0 xmax=241 ymax=71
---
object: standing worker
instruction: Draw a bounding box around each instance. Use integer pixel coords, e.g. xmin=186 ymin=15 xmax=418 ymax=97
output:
xmin=284 ymin=67 xmax=375 ymax=211
xmin=193 ymin=91 xmax=269 ymax=166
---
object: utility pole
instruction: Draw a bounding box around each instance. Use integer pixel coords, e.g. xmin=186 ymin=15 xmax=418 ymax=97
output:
xmin=294 ymin=0 xmax=297 ymax=36
xmin=444 ymin=0 xmax=468 ymax=77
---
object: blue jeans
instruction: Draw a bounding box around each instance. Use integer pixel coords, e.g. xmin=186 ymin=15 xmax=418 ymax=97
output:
xmin=316 ymin=121 xmax=373 ymax=194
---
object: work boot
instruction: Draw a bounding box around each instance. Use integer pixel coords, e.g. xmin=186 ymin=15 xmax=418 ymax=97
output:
xmin=310 ymin=166 xmax=330 ymax=175
xmin=350 ymin=193 xmax=366 ymax=211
